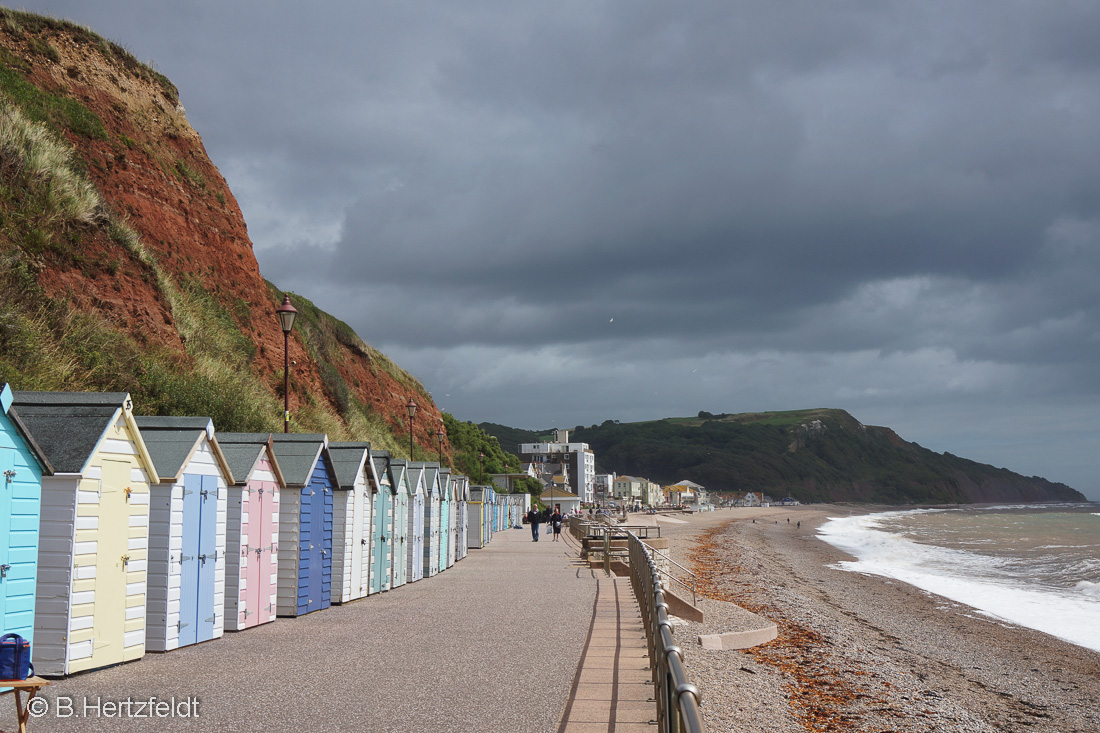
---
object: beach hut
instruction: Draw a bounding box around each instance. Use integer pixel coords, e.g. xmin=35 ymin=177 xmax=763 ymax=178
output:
xmin=269 ymin=434 xmax=338 ymax=617
xmin=367 ymin=451 xmax=393 ymax=593
xmin=216 ymin=433 xmax=283 ymax=631
xmin=467 ymin=486 xmax=494 ymax=550
xmin=453 ymin=475 xmax=469 ymax=561
xmin=328 ymin=442 xmax=373 ymax=604
xmin=12 ymin=391 xmax=160 ymax=676
xmin=416 ymin=463 xmax=441 ymax=578
xmin=439 ymin=469 xmax=456 ymax=569
xmin=434 ymin=466 xmax=452 ymax=572
xmin=404 ymin=463 xmax=425 ymax=584
xmin=136 ymin=417 xmax=234 ymax=652
xmin=0 ymin=384 xmax=50 ymax=658
xmin=388 ymin=459 xmax=409 ymax=589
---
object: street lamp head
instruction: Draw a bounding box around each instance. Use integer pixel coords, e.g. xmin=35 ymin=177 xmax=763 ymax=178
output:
xmin=276 ymin=294 xmax=298 ymax=334
xmin=406 ymin=397 xmax=418 ymax=420
xmin=437 ymin=426 xmax=445 ymax=440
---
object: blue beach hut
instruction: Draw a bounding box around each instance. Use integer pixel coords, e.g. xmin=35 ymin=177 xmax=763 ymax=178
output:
xmin=0 ymin=384 xmax=50 ymax=661
xmin=269 ymin=434 xmax=339 ymax=617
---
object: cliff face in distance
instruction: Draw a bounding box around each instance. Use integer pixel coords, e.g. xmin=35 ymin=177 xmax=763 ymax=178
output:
xmin=493 ymin=409 xmax=1086 ymax=505
xmin=0 ymin=10 xmax=445 ymax=458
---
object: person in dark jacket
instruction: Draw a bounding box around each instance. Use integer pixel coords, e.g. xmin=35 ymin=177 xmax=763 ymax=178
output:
xmin=527 ymin=508 xmax=541 ymax=542
xmin=550 ymin=505 xmax=564 ymax=542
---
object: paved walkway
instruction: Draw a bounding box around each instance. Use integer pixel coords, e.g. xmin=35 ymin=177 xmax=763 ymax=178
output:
xmin=554 ymin=565 xmax=656 ymax=732
xmin=20 ymin=527 xmax=655 ymax=732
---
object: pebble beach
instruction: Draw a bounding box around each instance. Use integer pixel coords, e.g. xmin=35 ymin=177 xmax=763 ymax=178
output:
xmin=656 ymin=507 xmax=1100 ymax=733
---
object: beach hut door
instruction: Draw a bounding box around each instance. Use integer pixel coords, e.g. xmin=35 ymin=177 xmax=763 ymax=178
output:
xmin=180 ymin=474 xmax=218 ymax=646
xmin=92 ymin=459 xmax=131 ymax=665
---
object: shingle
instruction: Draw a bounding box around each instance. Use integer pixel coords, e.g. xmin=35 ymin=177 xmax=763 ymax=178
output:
xmin=327 ymin=442 xmax=371 ymax=489
xmin=268 ymin=433 xmax=327 ymax=487
xmin=9 ymin=391 xmax=127 ymax=473
xmin=135 ymin=416 xmax=213 ymax=479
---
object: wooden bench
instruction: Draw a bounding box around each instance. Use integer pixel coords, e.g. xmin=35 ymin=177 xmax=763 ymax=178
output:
xmin=0 ymin=677 xmax=50 ymax=733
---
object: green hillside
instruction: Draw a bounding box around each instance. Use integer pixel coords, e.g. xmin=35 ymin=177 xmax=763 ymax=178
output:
xmin=484 ymin=409 xmax=1084 ymax=504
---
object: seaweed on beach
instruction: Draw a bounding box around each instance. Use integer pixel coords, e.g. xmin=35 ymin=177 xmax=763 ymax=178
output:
xmin=690 ymin=524 xmax=876 ymax=732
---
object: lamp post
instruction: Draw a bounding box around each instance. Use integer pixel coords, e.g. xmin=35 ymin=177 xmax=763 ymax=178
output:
xmin=437 ymin=426 xmax=445 ymax=464
xmin=275 ymin=294 xmax=298 ymax=433
xmin=478 ymin=452 xmax=484 ymax=484
xmin=406 ymin=397 xmax=417 ymax=459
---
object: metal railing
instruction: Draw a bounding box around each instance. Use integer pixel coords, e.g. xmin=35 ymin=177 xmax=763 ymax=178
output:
xmin=627 ymin=530 xmax=705 ymax=733
xmin=564 ymin=516 xmax=705 ymax=731
xmin=644 ymin=544 xmax=699 ymax=606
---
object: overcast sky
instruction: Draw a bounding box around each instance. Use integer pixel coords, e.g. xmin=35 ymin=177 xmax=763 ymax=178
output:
xmin=19 ymin=1 xmax=1100 ymax=499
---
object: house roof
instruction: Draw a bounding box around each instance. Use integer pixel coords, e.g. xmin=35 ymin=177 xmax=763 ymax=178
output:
xmin=327 ymin=442 xmax=371 ymax=489
xmin=135 ymin=416 xmax=233 ymax=483
xmin=10 ymin=391 xmax=131 ymax=474
xmin=540 ymin=488 xmax=579 ymax=500
xmin=268 ymin=433 xmax=336 ymax=488
xmin=672 ymin=479 xmax=705 ymax=490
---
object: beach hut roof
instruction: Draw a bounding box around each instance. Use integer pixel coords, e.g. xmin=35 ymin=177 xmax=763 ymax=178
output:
xmin=327 ymin=442 xmax=371 ymax=488
xmin=1 ymin=384 xmax=54 ymax=474
xmin=369 ymin=451 xmax=392 ymax=489
xmin=216 ymin=433 xmax=287 ymax=488
xmin=9 ymin=390 xmax=157 ymax=478
xmin=268 ymin=433 xmax=338 ymax=488
xmin=134 ymin=416 xmax=234 ymax=483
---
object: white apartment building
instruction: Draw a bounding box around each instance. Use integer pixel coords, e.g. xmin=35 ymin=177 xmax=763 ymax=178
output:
xmin=518 ymin=429 xmax=596 ymax=503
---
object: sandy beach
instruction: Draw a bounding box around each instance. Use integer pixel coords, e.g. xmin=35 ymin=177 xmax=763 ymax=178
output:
xmin=651 ymin=507 xmax=1100 ymax=733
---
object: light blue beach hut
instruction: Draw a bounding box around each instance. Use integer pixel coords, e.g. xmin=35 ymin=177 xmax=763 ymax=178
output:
xmin=0 ymin=384 xmax=50 ymax=658
xmin=136 ymin=417 xmax=234 ymax=652
xmin=368 ymin=451 xmax=393 ymax=593
xmin=388 ymin=458 xmax=409 ymax=589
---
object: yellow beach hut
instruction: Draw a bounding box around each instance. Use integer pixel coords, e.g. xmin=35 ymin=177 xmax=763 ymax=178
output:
xmin=12 ymin=391 xmax=160 ymax=676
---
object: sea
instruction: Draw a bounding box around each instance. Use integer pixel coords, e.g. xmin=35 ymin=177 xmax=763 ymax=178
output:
xmin=817 ymin=503 xmax=1100 ymax=652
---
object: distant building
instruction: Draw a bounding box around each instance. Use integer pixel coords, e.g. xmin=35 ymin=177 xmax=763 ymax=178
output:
xmin=612 ymin=475 xmax=661 ymax=508
xmin=594 ymin=473 xmax=616 ymax=504
xmin=518 ymin=429 xmax=596 ymax=503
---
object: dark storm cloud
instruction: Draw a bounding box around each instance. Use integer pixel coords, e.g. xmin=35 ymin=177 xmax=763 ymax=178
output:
xmin=13 ymin=1 xmax=1100 ymax=498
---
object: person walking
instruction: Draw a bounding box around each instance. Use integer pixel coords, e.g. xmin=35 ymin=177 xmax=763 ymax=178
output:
xmin=550 ymin=505 xmax=564 ymax=542
xmin=527 ymin=507 xmax=541 ymax=542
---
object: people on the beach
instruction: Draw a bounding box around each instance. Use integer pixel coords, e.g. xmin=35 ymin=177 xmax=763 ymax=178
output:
xmin=527 ymin=507 xmax=541 ymax=542
xmin=550 ymin=505 xmax=563 ymax=541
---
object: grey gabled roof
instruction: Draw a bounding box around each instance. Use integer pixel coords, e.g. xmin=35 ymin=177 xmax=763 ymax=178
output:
xmin=1 ymin=384 xmax=54 ymax=475
xmin=9 ymin=391 xmax=129 ymax=474
xmin=217 ymin=433 xmax=285 ymax=487
xmin=269 ymin=433 xmax=337 ymax=488
xmin=370 ymin=450 xmax=392 ymax=488
xmin=388 ymin=457 xmax=407 ymax=492
xmin=134 ymin=416 xmax=225 ymax=482
xmin=328 ymin=442 xmax=371 ymax=489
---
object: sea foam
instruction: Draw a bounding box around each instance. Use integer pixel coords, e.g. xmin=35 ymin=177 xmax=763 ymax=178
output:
xmin=819 ymin=511 xmax=1100 ymax=653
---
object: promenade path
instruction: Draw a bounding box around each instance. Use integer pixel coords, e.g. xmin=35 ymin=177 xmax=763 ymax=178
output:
xmin=30 ymin=528 xmax=620 ymax=733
